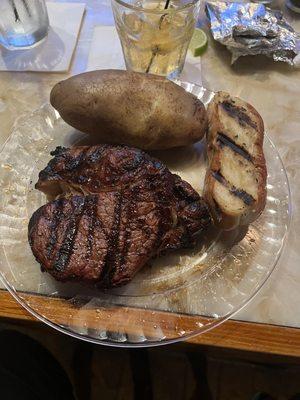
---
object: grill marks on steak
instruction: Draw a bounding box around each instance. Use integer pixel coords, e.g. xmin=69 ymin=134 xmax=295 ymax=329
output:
xmin=30 ymin=194 xmax=113 ymax=282
xmin=29 ymin=190 xmax=174 ymax=286
xmin=36 ymin=145 xmax=172 ymax=198
xmin=29 ymin=145 xmax=211 ymax=287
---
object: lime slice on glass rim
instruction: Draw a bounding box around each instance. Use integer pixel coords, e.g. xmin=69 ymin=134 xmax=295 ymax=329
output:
xmin=189 ymin=28 xmax=208 ymax=56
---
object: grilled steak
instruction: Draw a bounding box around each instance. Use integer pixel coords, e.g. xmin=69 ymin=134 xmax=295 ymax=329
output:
xmin=36 ymin=145 xmax=174 ymax=198
xmin=29 ymin=145 xmax=211 ymax=287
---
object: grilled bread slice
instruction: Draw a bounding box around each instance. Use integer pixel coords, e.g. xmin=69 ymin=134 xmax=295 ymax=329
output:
xmin=204 ymin=91 xmax=267 ymax=230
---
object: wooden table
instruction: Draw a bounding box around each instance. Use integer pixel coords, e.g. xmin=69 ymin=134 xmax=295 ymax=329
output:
xmin=0 ymin=0 xmax=300 ymax=357
xmin=1 ymin=289 xmax=300 ymax=360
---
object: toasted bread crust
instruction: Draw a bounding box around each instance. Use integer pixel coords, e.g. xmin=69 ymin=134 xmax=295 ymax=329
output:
xmin=204 ymin=92 xmax=267 ymax=230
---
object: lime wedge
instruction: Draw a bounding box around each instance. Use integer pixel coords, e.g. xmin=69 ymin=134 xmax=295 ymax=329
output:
xmin=189 ymin=28 xmax=208 ymax=57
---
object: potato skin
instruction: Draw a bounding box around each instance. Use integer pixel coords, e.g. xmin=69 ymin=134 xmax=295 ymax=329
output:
xmin=50 ymin=70 xmax=208 ymax=150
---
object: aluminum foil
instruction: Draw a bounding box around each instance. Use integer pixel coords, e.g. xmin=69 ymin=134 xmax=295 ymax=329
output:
xmin=206 ymin=1 xmax=298 ymax=64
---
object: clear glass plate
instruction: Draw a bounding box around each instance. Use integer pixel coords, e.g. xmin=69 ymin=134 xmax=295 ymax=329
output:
xmin=0 ymin=82 xmax=291 ymax=346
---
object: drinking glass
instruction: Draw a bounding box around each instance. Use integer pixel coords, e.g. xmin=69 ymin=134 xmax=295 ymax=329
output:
xmin=111 ymin=0 xmax=200 ymax=78
xmin=0 ymin=0 xmax=49 ymax=50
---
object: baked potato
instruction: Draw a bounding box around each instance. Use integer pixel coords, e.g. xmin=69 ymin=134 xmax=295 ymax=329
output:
xmin=50 ymin=70 xmax=208 ymax=150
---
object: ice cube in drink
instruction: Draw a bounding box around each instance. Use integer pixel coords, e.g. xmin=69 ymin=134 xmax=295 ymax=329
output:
xmin=113 ymin=0 xmax=199 ymax=77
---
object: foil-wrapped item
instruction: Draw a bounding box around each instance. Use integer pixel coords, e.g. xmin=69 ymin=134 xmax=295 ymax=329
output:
xmin=206 ymin=1 xmax=298 ymax=64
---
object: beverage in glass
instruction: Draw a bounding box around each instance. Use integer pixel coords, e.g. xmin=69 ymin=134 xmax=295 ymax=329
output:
xmin=112 ymin=0 xmax=200 ymax=77
xmin=0 ymin=0 xmax=49 ymax=50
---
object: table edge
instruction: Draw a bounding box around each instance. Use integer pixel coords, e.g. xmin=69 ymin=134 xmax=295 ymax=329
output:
xmin=0 ymin=289 xmax=299 ymax=357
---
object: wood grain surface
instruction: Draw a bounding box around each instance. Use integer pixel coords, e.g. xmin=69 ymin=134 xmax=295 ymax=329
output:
xmin=0 ymin=289 xmax=299 ymax=358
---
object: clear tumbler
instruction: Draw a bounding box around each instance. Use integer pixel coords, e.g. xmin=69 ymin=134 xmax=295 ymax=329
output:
xmin=112 ymin=0 xmax=200 ymax=78
xmin=0 ymin=0 xmax=49 ymax=50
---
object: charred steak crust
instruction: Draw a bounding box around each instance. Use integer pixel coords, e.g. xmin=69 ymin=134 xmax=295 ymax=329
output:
xmin=29 ymin=145 xmax=211 ymax=287
xmin=36 ymin=145 xmax=173 ymax=198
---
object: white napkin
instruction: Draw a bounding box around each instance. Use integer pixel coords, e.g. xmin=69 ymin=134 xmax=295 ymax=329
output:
xmin=87 ymin=26 xmax=203 ymax=85
xmin=0 ymin=2 xmax=85 ymax=72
